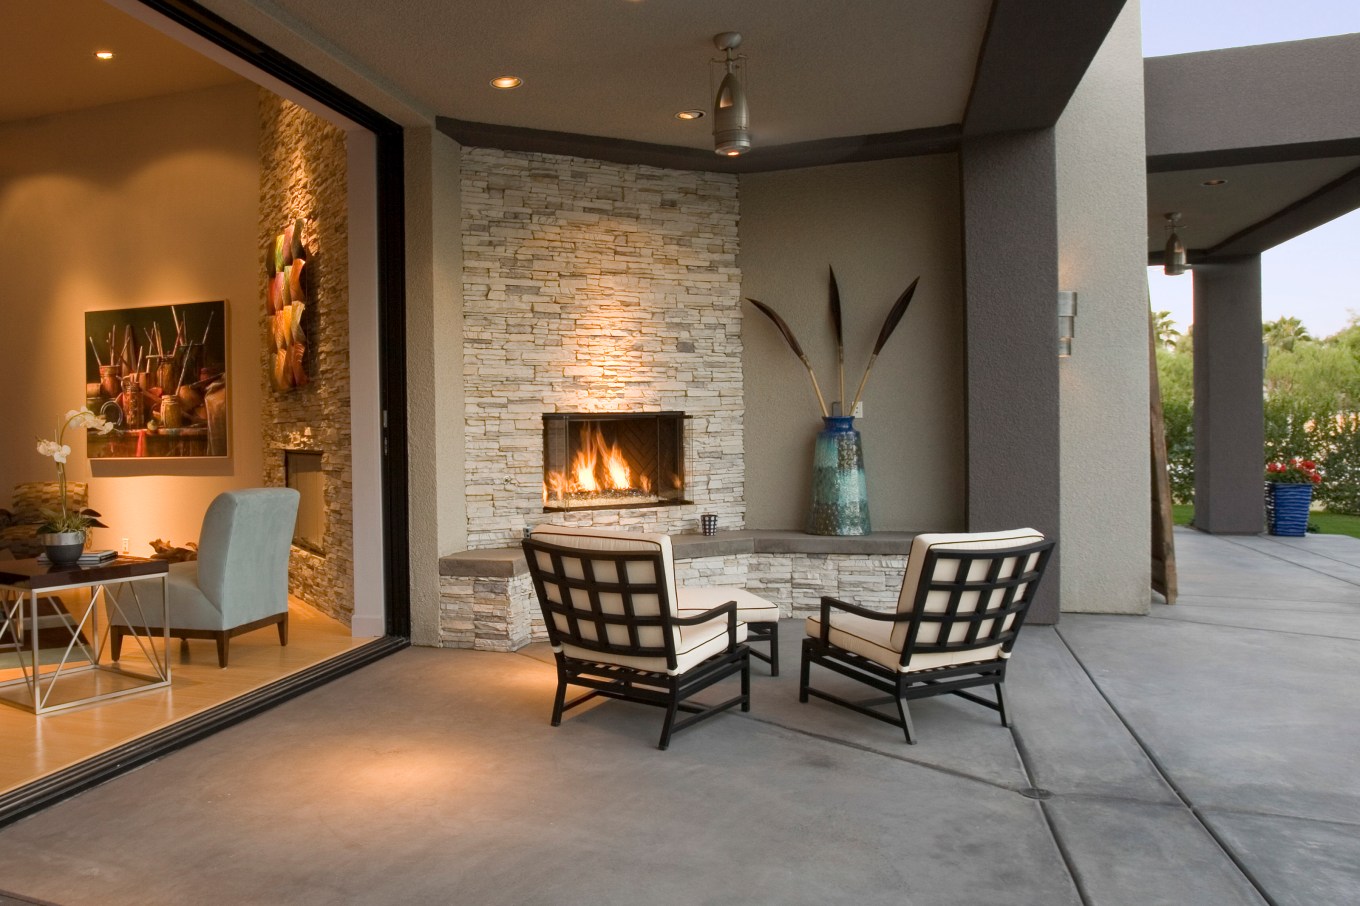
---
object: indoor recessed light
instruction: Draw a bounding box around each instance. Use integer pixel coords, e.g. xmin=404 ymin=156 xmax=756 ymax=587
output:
xmin=490 ymin=76 xmax=523 ymax=90
xmin=94 ymin=51 xmax=115 ymax=61
xmin=1202 ymin=178 xmax=1227 ymax=187
xmin=675 ymin=110 xmax=705 ymax=120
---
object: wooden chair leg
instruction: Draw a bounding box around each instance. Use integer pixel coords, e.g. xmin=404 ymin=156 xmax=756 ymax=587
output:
xmin=109 ymin=625 xmax=123 ymax=662
xmin=215 ymin=632 xmax=229 ymax=669
xmin=277 ymin=612 xmax=289 ymax=647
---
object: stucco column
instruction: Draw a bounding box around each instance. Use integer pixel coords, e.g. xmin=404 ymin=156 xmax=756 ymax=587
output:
xmin=961 ymin=129 xmax=1062 ymax=623
xmin=1192 ymin=255 xmax=1264 ymax=533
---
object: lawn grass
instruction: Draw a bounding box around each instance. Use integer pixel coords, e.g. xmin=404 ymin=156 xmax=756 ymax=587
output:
xmin=1170 ymin=504 xmax=1360 ymax=539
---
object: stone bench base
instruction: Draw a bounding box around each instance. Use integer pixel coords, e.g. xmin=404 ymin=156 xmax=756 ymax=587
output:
xmin=437 ymin=531 xmax=916 ymax=651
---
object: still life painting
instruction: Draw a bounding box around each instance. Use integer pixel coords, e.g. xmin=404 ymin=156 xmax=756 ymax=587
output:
xmin=83 ymin=300 xmax=229 ymax=459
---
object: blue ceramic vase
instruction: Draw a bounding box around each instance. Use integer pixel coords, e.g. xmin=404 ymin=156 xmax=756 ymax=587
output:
xmin=1267 ymin=482 xmax=1312 ymax=537
xmin=806 ymin=416 xmax=870 ymax=536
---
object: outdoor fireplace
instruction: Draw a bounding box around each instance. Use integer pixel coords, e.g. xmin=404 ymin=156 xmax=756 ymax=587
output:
xmin=543 ymin=412 xmax=689 ymax=511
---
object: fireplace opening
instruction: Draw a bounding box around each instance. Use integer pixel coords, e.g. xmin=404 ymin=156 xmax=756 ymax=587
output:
xmin=284 ymin=449 xmax=325 ymax=553
xmin=543 ymin=411 xmax=689 ymax=511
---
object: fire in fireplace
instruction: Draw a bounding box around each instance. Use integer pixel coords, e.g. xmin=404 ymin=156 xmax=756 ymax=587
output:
xmin=543 ymin=412 xmax=688 ymax=511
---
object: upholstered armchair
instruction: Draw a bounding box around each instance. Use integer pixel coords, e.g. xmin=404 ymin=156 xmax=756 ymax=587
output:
xmin=111 ymin=488 xmax=300 ymax=669
xmin=0 ymin=482 xmax=90 ymax=559
xmin=800 ymin=528 xmax=1055 ymax=744
xmin=523 ymin=524 xmax=750 ymax=750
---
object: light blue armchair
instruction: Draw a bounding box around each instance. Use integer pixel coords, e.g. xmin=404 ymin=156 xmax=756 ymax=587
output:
xmin=111 ymin=487 xmax=300 ymax=668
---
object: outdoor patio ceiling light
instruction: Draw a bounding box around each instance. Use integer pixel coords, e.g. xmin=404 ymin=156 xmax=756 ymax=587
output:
xmin=490 ymin=76 xmax=522 ymax=90
xmin=711 ymin=32 xmax=750 ymax=157
xmin=1058 ymin=291 xmax=1077 ymax=357
xmin=1163 ymin=212 xmax=1188 ymax=276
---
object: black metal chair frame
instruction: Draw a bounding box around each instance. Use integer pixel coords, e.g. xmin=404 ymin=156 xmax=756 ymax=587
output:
xmin=746 ymin=621 xmax=779 ymax=675
xmin=799 ymin=539 xmax=1055 ymax=744
xmin=523 ymin=537 xmax=750 ymax=750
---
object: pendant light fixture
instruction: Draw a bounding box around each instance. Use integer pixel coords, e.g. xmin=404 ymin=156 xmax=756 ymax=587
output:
xmin=1163 ymin=212 xmax=1187 ymax=276
xmin=712 ymin=32 xmax=750 ymax=157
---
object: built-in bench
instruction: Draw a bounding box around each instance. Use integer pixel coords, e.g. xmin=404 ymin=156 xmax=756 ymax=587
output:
xmin=437 ymin=531 xmax=917 ymax=651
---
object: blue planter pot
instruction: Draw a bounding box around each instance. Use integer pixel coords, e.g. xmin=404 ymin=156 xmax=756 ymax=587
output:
xmin=806 ymin=416 xmax=870 ymax=536
xmin=1267 ymin=482 xmax=1312 ymax=537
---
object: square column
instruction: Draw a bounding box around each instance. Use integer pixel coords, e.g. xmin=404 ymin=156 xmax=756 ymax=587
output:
xmin=1192 ymin=256 xmax=1264 ymax=533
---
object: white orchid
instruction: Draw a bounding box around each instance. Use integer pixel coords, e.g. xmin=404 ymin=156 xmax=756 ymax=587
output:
xmin=34 ymin=406 xmax=112 ymax=535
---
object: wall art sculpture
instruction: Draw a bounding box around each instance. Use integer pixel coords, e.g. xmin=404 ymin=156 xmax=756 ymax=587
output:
xmin=267 ymin=217 xmax=310 ymax=392
xmin=84 ymin=300 xmax=229 ymax=458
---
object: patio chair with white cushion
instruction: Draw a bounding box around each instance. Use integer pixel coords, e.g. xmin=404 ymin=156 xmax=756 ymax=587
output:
xmin=676 ymin=585 xmax=781 ymax=675
xmin=799 ymin=528 xmax=1055 ymax=744
xmin=523 ymin=524 xmax=750 ymax=750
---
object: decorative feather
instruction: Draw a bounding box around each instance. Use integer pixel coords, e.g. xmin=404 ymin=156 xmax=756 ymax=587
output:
xmin=746 ymin=297 xmax=805 ymax=358
xmin=850 ymin=276 xmax=921 ymax=412
xmin=829 ymin=267 xmax=844 ymax=411
xmin=870 ymin=276 xmax=919 ymax=358
xmin=745 ymin=297 xmax=830 ymax=417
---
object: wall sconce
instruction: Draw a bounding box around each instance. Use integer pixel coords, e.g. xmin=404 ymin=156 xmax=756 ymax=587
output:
xmin=1163 ymin=212 xmax=1187 ymax=276
xmin=1057 ymin=291 xmax=1078 ymax=357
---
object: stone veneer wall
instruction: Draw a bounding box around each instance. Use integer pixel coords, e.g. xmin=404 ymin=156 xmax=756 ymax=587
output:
xmin=258 ymin=91 xmax=354 ymax=625
xmin=460 ymin=147 xmax=744 ymax=548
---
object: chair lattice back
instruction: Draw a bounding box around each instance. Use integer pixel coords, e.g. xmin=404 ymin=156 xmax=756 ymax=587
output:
xmin=897 ymin=540 xmax=1054 ymax=670
xmin=524 ymin=537 xmax=682 ymax=672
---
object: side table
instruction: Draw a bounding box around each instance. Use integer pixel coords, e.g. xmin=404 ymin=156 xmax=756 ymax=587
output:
xmin=0 ymin=557 xmax=170 ymax=715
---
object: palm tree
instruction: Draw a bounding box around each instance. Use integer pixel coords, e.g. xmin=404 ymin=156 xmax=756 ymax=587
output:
xmin=1263 ymin=316 xmax=1312 ymax=353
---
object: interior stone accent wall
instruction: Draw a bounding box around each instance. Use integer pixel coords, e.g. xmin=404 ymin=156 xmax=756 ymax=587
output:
xmin=258 ymin=91 xmax=354 ymax=625
xmin=460 ymin=147 xmax=744 ymax=548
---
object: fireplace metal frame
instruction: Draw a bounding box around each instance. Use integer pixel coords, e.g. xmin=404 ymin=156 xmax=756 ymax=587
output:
xmin=542 ymin=411 xmax=691 ymax=512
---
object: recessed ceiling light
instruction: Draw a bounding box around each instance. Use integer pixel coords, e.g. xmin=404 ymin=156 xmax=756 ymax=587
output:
xmin=724 ymin=149 xmax=741 ymax=157
xmin=94 ymin=51 xmax=115 ymax=61
xmin=1202 ymin=178 xmax=1227 ymax=187
xmin=490 ymin=76 xmax=523 ymax=90
xmin=675 ymin=110 xmax=705 ymax=121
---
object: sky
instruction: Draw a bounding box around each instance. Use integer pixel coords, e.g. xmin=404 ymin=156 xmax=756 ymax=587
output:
xmin=1141 ymin=0 xmax=1360 ymax=340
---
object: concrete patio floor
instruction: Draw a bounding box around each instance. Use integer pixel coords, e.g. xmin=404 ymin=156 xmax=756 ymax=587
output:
xmin=0 ymin=527 xmax=1357 ymax=905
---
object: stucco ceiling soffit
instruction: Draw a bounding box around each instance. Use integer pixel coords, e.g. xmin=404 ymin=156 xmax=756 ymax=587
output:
xmin=963 ymin=0 xmax=1128 ymax=136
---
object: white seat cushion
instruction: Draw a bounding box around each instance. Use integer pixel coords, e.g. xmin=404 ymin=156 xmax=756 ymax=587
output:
xmin=561 ymin=615 xmax=747 ymax=676
xmin=805 ymin=612 xmax=1005 ymax=674
xmin=676 ymin=586 xmax=780 ymax=624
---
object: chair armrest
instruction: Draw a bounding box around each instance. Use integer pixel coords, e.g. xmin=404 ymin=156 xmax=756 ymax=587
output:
xmin=817 ymin=596 xmax=910 ymax=644
xmin=673 ymin=599 xmax=740 ymax=648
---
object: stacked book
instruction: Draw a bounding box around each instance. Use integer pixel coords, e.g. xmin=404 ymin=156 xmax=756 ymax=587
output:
xmin=36 ymin=549 xmax=119 ymax=565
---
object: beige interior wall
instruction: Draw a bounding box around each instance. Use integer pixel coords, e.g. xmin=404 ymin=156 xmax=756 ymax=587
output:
xmin=1056 ymin=0 xmax=1151 ymax=613
xmin=0 ymin=82 xmax=263 ymax=555
xmin=738 ymin=156 xmax=965 ymax=532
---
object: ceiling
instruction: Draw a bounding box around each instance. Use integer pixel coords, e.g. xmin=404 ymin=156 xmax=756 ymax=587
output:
xmin=1147 ymin=156 xmax=1360 ymax=254
xmin=238 ymin=0 xmax=993 ymax=149
xmin=11 ymin=0 xmax=1357 ymax=264
xmin=0 ymin=0 xmax=242 ymax=125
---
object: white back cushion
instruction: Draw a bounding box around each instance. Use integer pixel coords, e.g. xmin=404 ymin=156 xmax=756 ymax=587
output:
xmin=891 ymin=528 xmax=1046 ymax=650
xmin=529 ymin=524 xmax=679 ymax=650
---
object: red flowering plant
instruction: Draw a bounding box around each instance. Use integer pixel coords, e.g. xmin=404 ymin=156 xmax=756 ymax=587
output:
xmin=1265 ymin=458 xmax=1322 ymax=485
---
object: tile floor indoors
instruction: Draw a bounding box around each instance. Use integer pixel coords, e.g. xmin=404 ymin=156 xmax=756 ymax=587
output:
xmin=0 ymin=526 xmax=1355 ymax=905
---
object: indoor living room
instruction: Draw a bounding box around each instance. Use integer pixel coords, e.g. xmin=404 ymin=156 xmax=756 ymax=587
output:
xmin=0 ymin=0 xmax=389 ymax=804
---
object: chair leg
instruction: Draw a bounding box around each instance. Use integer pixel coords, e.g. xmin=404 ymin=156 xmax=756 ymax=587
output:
xmin=741 ymin=651 xmax=751 ymax=712
xmin=659 ymin=700 xmax=679 ymax=751
xmin=767 ymin=622 xmax=780 ymax=676
xmin=215 ymin=632 xmax=229 ymax=669
xmin=550 ymin=675 xmax=568 ymax=727
xmin=798 ymin=642 xmax=812 ymax=703
xmin=895 ymin=696 xmax=917 ymax=745
xmin=109 ymin=625 xmax=123 ymax=662
xmin=995 ymin=682 xmax=1009 ymax=727
xmin=277 ymin=612 xmax=289 ymax=647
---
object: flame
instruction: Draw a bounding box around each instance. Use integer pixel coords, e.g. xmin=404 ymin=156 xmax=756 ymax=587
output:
xmin=544 ymin=423 xmax=652 ymax=504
